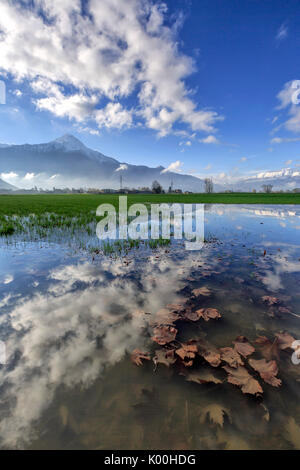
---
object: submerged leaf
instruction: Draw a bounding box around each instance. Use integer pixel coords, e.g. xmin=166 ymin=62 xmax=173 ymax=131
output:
xmin=199 ymin=404 xmax=231 ymax=428
xmin=176 ymin=341 xmax=198 ymax=366
xmin=192 ymin=287 xmax=211 ymax=297
xmin=255 ymin=336 xmax=280 ymax=361
xmin=275 ymin=332 xmax=296 ymax=350
xmin=131 ymin=349 xmax=151 ymax=367
xmin=249 ymin=358 xmax=282 ymax=387
xmin=152 ymin=325 xmax=178 ymax=345
xmin=233 ymin=336 xmax=255 ymax=358
xmin=153 ymin=349 xmax=177 ymax=368
xmin=195 ymin=308 xmax=221 ymax=322
xmin=198 ymin=340 xmax=221 ymax=367
xmin=223 ymin=365 xmax=263 ymax=396
xmin=151 ymin=308 xmax=180 ymax=326
xmin=220 ymin=347 xmax=244 ymax=368
xmin=185 ymin=369 xmax=222 ymax=385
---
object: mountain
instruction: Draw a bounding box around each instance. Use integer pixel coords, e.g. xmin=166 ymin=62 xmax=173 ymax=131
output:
xmin=0 ymin=178 xmax=17 ymax=191
xmin=0 ymin=134 xmax=204 ymax=191
xmin=230 ymin=168 xmax=300 ymax=192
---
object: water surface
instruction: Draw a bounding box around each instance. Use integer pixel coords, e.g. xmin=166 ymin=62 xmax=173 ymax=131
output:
xmin=0 ymin=204 xmax=300 ymax=450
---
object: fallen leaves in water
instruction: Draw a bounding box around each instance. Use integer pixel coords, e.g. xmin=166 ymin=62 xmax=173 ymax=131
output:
xmin=151 ymin=326 xmax=178 ymax=345
xmin=255 ymin=336 xmax=280 ymax=361
xmin=198 ymin=340 xmax=221 ymax=367
xmin=184 ymin=369 xmax=222 ymax=385
xmin=199 ymin=404 xmax=232 ymax=427
xmin=191 ymin=287 xmax=211 ymax=297
xmin=153 ymin=348 xmax=177 ymax=368
xmin=233 ymin=336 xmax=255 ymax=358
xmin=275 ymin=332 xmax=296 ymax=350
xmin=223 ymin=365 xmax=263 ymax=396
xmin=249 ymin=358 xmax=282 ymax=387
xmin=151 ymin=308 xmax=180 ymax=326
xmin=220 ymin=347 xmax=244 ymax=368
xmin=175 ymin=341 xmax=198 ymax=366
xmin=195 ymin=308 xmax=221 ymax=322
xmin=131 ymin=349 xmax=151 ymax=367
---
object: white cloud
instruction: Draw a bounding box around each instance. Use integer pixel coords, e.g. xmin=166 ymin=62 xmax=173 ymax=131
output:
xmin=1 ymin=172 xmax=18 ymax=181
xmin=285 ymin=159 xmax=293 ymax=165
xmin=3 ymin=274 xmax=13 ymax=285
xmin=161 ymin=160 xmax=183 ymax=173
xmin=274 ymin=81 xmax=300 ymax=134
xmin=276 ymin=23 xmax=288 ymax=42
xmin=24 ymin=173 xmax=35 ymax=181
xmin=199 ymin=135 xmax=219 ymax=144
xmin=12 ymin=89 xmax=22 ymax=97
xmin=115 ymin=164 xmax=128 ymax=172
xmin=0 ymin=0 xmax=222 ymax=136
xmin=270 ymin=136 xmax=300 ymax=144
xmin=240 ymin=156 xmax=247 ymax=162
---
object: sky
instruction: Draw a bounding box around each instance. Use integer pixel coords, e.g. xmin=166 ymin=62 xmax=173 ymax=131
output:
xmin=0 ymin=0 xmax=300 ymax=183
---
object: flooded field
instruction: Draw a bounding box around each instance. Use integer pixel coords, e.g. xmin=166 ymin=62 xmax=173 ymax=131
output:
xmin=0 ymin=204 xmax=300 ymax=450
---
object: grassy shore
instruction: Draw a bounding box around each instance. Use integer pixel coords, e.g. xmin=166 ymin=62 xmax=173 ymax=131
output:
xmin=0 ymin=192 xmax=299 ymax=218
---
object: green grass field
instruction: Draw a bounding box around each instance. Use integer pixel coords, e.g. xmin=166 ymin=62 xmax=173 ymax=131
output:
xmin=0 ymin=192 xmax=299 ymax=217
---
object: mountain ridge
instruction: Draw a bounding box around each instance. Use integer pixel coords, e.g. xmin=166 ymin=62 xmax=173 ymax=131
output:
xmin=0 ymin=134 xmax=204 ymax=191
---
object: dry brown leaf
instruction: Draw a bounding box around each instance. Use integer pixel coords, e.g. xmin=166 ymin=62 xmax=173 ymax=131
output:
xmin=151 ymin=325 xmax=178 ymax=345
xmin=198 ymin=340 xmax=221 ymax=367
xmin=175 ymin=342 xmax=198 ymax=366
xmin=195 ymin=308 xmax=221 ymax=322
xmin=199 ymin=404 xmax=231 ymax=428
xmin=192 ymin=287 xmax=211 ymax=297
xmin=220 ymin=347 xmax=244 ymax=368
xmin=249 ymin=358 xmax=282 ymax=387
xmin=233 ymin=336 xmax=255 ymax=358
xmin=185 ymin=369 xmax=222 ymax=385
xmin=255 ymin=336 xmax=280 ymax=361
xmin=151 ymin=308 xmax=180 ymax=326
xmin=166 ymin=302 xmax=187 ymax=314
xmin=275 ymin=332 xmax=296 ymax=350
xmin=131 ymin=349 xmax=151 ymax=367
xmin=223 ymin=365 xmax=263 ymax=396
xmin=184 ymin=309 xmax=202 ymax=322
xmin=153 ymin=349 xmax=177 ymax=368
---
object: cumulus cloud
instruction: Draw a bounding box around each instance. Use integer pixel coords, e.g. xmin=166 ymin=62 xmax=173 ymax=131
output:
xmin=274 ymin=81 xmax=300 ymax=134
xmin=199 ymin=135 xmax=219 ymax=144
xmin=0 ymin=0 xmax=222 ymax=136
xmin=24 ymin=173 xmax=35 ymax=181
xmin=161 ymin=160 xmax=183 ymax=173
xmin=1 ymin=172 xmax=18 ymax=181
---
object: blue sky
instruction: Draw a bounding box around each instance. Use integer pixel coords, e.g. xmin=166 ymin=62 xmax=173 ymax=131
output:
xmin=0 ymin=0 xmax=300 ymax=182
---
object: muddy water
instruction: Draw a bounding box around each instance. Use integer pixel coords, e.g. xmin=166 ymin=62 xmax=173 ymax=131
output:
xmin=0 ymin=204 xmax=299 ymax=450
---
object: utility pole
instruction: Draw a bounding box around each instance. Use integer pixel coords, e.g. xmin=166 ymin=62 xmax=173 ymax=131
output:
xmin=120 ymin=175 xmax=123 ymax=191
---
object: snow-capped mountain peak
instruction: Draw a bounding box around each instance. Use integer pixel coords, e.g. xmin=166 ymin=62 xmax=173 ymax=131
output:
xmin=254 ymin=168 xmax=300 ymax=180
xmin=52 ymin=134 xmax=87 ymax=152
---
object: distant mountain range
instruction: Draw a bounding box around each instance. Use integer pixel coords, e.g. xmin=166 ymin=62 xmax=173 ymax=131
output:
xmin=226 ymin=168 xmax=300 ymax=192
xmin=0 ymin=178 xmax=17 ymax=191
xmin=0 ymin=134 xmax=204 ymax=191
xmin=0 ymin=134 xmax=299 ymax=192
